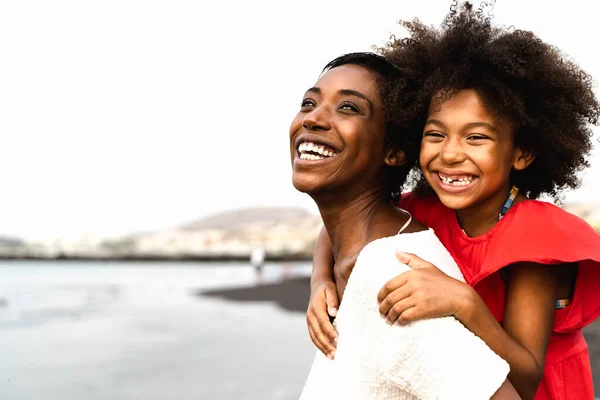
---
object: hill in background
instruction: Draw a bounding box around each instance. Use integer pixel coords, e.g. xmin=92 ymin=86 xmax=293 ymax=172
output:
xmin=3 ymin=202 xmax=599 ymax=261
xmin=179 ymin=207 xmax=316 ymax=231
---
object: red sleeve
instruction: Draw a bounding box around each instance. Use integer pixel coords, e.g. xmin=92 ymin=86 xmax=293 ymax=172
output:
xmin=472 ymin=201 xmax=600 ymax=332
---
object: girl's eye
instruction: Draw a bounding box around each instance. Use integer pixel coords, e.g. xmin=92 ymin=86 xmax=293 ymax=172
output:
xmin=339 ymin=102 xmax=359 ymax=112
xmin=467 ymin=134 xmax=489 ymax=141
xmin=301 ymin=99 xmax=315 ymax=108
xmin=423 ymin=131 xmax=445 ymax=139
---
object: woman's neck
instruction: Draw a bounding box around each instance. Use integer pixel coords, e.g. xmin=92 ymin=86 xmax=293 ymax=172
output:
xmin=315 ymin=188 xmax=400 ymax=262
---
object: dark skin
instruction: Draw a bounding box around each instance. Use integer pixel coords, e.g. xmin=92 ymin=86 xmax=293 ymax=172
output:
xmin=308 ymin=90 xmax=566 ymax=399
xmin=290 ymin=64 xmax=422 ymax=357
xmin=294 ymin=65 xmax=519 ymax=399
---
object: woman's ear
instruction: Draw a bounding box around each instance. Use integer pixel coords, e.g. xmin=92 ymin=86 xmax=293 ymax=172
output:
xmin=513 ymin=147 xmax=535 ymax=171
xmin=384 ymin=147 xmax=406 ymax=167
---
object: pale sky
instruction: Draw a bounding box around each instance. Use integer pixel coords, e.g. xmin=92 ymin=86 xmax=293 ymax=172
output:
xmin=1 ymin=0 xmax=598 ymax=240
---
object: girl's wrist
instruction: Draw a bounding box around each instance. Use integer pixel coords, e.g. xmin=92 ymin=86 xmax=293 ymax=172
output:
xmin=454 ymin=284 xmax=478 ymax=324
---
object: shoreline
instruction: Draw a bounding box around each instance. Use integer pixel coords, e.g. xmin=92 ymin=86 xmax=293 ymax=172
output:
xmin=0 ymin=254 xmax=312 ymax=263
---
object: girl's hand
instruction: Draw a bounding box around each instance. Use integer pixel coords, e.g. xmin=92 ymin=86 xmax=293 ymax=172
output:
xmin=377 ymin=251 xmax=475 ymax=325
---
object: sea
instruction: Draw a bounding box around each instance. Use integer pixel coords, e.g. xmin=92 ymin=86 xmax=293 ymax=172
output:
xmin=2 ymin=261 xmax=599 ymax=400
xmin=0 ymin=261 xmax=315 ymax=400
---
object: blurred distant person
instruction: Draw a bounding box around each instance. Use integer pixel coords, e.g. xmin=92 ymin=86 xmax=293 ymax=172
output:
xmin=250 ymin=246 xmax=265 ymax=281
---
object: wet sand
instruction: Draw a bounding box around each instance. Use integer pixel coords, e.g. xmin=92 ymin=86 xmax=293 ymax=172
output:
xmin=585 ymin=321 xmax=600 ymax=391
xmin=201 ymin=276 xmax=311 ymax=314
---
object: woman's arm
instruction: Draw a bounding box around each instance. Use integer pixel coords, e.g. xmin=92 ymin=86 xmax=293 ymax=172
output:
xmin=306 ymin=226 xmax=339 ymax=357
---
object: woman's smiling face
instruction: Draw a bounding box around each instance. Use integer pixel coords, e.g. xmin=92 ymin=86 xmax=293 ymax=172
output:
xmin=289 ymin=64 xmax=389 ymax=197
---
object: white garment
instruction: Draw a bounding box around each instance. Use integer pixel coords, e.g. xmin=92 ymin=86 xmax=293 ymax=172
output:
xmin=299 ymin=229 xmax=509 ymax=400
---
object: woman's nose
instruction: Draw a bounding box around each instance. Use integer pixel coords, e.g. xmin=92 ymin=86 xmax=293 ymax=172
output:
xmin=302 ymin=106 xmax=332 ymax=131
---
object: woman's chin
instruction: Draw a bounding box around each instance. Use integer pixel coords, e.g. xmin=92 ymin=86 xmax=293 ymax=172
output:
xmin=292 ymin=177 xmax=319 ymax=195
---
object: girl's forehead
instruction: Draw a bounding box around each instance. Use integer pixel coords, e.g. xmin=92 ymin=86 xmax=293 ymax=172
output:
xmin=430 ymin=90 xmax=495 ymax=120
xmin=428 ymin=89 xmax=515 ymax=133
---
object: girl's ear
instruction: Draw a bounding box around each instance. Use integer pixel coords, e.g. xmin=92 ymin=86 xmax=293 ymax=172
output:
xmin=384 ymin=147 xmax=406 ymax=167
xmin=513 ymin=147 xmax=535 ymax=171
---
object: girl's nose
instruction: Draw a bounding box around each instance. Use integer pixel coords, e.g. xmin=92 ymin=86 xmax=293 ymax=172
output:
xmin=439 ymin=138 xmax=467 ymax=164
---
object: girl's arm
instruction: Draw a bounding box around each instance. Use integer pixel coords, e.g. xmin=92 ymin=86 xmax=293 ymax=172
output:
xmin=467 ymin=262 xmax=557 ymax=399
xmin=306 ymin=226 xmax=339 ymax=357
xmin=378 ymin=255 xmax=557 ymax=400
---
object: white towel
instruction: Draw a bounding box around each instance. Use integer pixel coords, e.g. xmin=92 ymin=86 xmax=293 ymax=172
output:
xmin=299 ymin=229 xmax=509 ymax=399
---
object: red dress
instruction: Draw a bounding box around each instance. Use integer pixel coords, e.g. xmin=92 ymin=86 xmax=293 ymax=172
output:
xmin=400 ymin=192 xmax=600 ymax=400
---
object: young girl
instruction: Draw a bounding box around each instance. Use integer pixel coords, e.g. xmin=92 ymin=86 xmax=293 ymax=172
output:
xmin=307 ymin=3 xmax=600 ymax=399
xmin=293 ymin=51 xmax=518 ymax=399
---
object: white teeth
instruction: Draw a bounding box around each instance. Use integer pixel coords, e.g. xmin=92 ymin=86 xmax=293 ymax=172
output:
xmin=300 ymin=153 xmax=324 ymax=160
xmin=297 ymin=141 xmax=337 ymax=159
xmin=439 ymin=174 xmax=474 ymax=186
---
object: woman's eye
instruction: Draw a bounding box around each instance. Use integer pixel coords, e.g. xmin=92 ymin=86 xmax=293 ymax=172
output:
xmin=301 ymin=99 xmax=315 ymax=108
xmin=339 ymin=103 xmax=359 ymax=112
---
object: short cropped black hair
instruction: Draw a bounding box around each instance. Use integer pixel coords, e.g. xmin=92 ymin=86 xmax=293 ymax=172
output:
xmin=322 ymin=52 xmax=422 ymax=200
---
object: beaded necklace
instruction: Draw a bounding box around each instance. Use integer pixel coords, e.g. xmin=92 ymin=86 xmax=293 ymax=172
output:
xmin=499 ymin=186 xmax=519 ymax=220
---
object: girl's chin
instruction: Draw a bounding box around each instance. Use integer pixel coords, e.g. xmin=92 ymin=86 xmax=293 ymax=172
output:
xmin=429 ymin=184 xmax=478 ymax=210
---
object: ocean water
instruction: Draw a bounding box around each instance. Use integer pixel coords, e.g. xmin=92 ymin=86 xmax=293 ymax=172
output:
xmin=3 ymin=261 xmax=599 ymax=399
xmin=0 ymin=261 xmax=315 ymax=400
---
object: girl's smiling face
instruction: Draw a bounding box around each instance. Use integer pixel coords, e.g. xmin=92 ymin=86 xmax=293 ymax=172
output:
xmin=420 ymin=89 xmax=532 ymax=213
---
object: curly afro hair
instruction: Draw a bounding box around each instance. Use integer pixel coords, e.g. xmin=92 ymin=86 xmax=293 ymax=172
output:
xmin=378 ymin=1 xmax=600 ymax=200
xmin=321 ymin=52 xmax=423 ymax=200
